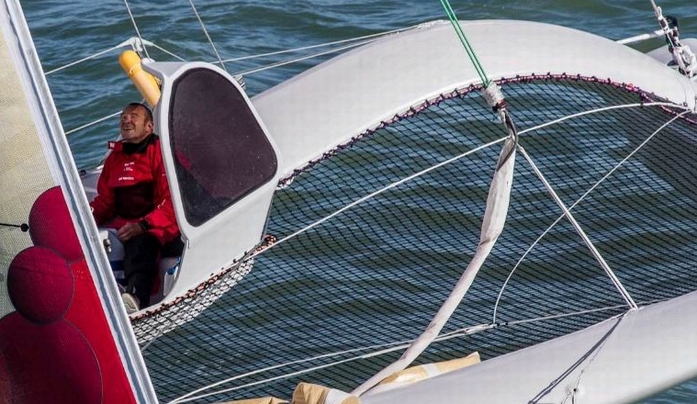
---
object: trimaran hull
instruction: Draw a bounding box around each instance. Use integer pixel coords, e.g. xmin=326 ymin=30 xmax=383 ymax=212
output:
xmin=2 ymin=0 xmax=697 ymax=402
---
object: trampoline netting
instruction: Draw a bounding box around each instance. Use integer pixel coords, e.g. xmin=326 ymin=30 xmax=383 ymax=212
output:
xmin=132 ymin=74 xmax=697 ymax=402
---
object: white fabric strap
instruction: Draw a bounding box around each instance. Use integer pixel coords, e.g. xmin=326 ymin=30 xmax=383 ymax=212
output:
xmin=352 ymin=135 xmax=517 ymax=396
xmin=325 ymin=389 xmax=359 ymax=404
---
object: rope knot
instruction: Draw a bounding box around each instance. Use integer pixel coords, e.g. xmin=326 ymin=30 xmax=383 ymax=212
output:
xmin=483 ymin=82 xmax=506 ymax=113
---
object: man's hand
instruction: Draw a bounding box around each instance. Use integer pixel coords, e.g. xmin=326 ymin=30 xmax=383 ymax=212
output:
xmin=117 ymin=222 xmax=145 ymax=242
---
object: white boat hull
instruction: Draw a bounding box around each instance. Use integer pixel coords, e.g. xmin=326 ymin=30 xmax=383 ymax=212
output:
xmin=363 ymin=290 xmax=697 ymax=403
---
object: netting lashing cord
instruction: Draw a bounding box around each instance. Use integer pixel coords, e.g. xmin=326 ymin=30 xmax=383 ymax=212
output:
xmin=649 ymin=0 xmax=697 ymax=78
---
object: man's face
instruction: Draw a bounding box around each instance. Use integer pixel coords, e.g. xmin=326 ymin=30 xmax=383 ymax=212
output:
xmin=120 ymin=105 xmax=153 ymax=143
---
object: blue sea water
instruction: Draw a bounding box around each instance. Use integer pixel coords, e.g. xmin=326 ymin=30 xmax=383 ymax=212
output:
xmin=18 ymin=0 xmax=697 ymax=402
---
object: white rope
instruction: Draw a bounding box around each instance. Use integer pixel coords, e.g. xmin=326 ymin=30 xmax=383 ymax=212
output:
xmin=44 ymin=37 xmax=160 ymax=77
xmin=254 ymin=137 xmax=505 ymax=255
xmin=169 ymin=356 xmax=357 ymax=403
xmin=148 ymin=42 xmax=186 ymax=62
xmin=492 ymin=102 xmax=691 ymax=323
xmin=483 ymin=81 xmax=505 ymax=109
xmin=490 ymin=305 xmax=628 ymax=330
xmin=170 ymin=320 xmax=494 ymax=403
xmin=227 ymin=26 xmax=417 ymax=77
xmin=513 ymin=105 xmax=691 ymax=309
xmin=520 ymin=146 xmax=637 ymax=309
xmin=168 ymin=340 xmax=413 ymax=403
xmin=516 ymin=101 xmax=682 ymax=137
xmin=170 ymin=299 xmax=640 ymax=403
xmin=492 ymin=104 xmax=692 ymax=322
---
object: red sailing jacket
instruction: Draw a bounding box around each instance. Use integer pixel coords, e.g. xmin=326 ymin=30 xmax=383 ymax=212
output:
xmin=90 ymin=135 xmax=179 ymax=245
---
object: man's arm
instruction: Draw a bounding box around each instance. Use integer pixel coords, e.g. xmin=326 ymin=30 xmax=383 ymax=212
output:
xmin=89 ymin=164 xmax=115 ymax=226
xmin=141 ymin=141 xmax=179 ymax=237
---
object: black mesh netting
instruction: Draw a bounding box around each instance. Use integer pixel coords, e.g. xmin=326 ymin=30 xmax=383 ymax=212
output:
xmin=133 ymin=75 xmax=697 ymax=402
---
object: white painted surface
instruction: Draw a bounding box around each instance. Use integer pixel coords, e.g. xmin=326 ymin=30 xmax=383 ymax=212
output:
xmin=253 ymin=20 xmax=697 ymax=179
xmin=362 ymin=290 xmax=697 ymax=404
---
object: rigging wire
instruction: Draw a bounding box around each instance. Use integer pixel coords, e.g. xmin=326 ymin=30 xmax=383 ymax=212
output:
xmin=168 ymin=340 xmax=413 ymax=403
xmin=121 ymin=0 xmax=234 ymax=73
xmin=235 ymin=37 xmax=378 ymax=77
xmin=520 ymin=147 xmax=638 ymax=310
xmin=45 ymin=43 xmax=130 ymax=76
xmin=220 ymin=26 xmax=411 ymax=64
xmin=175 ymin=302 xmax=620 ymax=403
xmin=121 ymin=0 xmax=150 ymax=60
xmin=51 ymin=26 xmax=411 ymax=138
xmin=187 ymin=0 xmax=227 ymax=71
xmin=64 ymin=111 xmax=121 ymax=137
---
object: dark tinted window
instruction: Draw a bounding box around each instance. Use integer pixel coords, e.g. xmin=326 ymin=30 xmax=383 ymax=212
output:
xmin=169 ymin=68 xmax=277 ymax=226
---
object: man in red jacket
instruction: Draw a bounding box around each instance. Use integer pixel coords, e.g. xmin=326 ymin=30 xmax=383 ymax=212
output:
xmin=90 ymin=102 xmax=180 ymax=313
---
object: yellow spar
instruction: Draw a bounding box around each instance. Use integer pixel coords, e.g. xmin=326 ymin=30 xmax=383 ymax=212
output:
xmin=119 ymin=50 xmax=161 ymax=107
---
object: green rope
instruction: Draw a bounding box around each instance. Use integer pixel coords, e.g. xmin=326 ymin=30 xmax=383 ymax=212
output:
xmin=439 ymin=0 xmax=490 ymax=86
